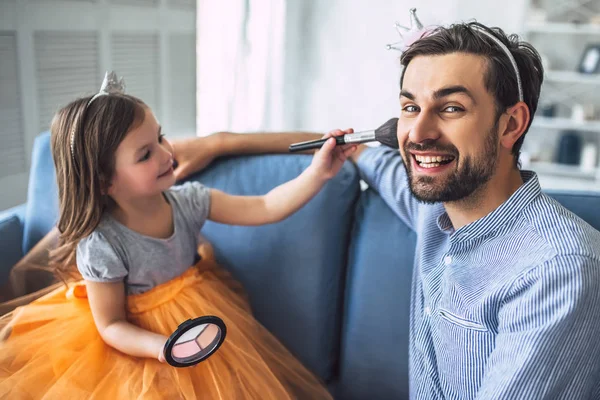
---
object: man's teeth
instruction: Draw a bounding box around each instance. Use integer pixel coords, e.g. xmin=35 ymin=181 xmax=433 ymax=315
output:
xmin=414 ymin=154 xmax=454 ymax=169
xmin=414 ymin=155 xmax=453 ymax=163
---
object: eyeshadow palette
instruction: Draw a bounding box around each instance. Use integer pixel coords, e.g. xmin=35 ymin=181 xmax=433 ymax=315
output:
xmin=164 ymin=315 xmax=227 ymax=367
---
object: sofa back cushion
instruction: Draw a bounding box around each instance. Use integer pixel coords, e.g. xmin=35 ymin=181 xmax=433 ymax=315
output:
xmin=23 ymin=132 xmax=58 ymax=254
xmin=336 ymin=188 xmax=416 ymax=400
xmin=188 ymin=154 xmax=360 ymax=381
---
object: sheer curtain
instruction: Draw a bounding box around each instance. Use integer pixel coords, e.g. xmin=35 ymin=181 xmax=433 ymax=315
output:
xmin=196 ymin=0 xmax=286 ymax=136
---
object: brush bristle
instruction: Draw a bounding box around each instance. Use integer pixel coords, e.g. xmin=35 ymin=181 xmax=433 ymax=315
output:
xmin=374 ymin=117 xmax=399 ymax=149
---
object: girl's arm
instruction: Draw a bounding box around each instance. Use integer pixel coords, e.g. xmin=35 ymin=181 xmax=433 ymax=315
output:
xmin=208 ymin=135 xmax=356 ymax=226
xmin=86 ymin=280 xmax=167 ymax=362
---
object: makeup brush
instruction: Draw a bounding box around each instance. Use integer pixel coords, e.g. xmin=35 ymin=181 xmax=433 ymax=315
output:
xmin=288 ymin=117 xmax=399 ymax=152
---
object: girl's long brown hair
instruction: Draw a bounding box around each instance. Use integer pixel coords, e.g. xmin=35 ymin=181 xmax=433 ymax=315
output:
xmin=49 ymin=94 xmax=146 ymax=281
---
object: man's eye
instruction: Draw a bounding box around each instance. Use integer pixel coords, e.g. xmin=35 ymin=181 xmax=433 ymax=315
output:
xmin=403 ymin=105 xmax=419 ymax=113
xmin=444 ymin=106 xmax=464 ymax=113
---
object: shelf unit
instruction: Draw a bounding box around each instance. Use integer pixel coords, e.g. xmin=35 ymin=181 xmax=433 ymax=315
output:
xmin=532 ymin=116 xmax=600 ymax=133
xmin=525 ymin=22 xmax=600 ymax=35
xmin=522 ymin=0 xmax=600 ymax=187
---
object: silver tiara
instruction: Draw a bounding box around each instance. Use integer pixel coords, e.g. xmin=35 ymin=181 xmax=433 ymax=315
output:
xmin=387 ymin=9 xmax=523 ymax=103
xmin=70 ymin=71 xmax=126 ymax=161
xmin=386 ymin=8 xmax=425 ymax=52
xmin=470 ymin=26 xmax=524 ymax=102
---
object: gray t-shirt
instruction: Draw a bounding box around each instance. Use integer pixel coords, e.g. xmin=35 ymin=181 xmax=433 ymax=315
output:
xmin=76 ymin=181 xmax=211 ymax=295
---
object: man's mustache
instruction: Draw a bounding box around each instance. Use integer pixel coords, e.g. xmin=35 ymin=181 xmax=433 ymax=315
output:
xmin=404 ymin=141 xmax=458 ymax=156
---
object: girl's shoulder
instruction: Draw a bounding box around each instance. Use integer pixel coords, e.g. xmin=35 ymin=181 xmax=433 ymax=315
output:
xmin=76 ymin=221 xmax=128 ymax=283
xmin=169 ymin=180 xmax=209 ymax=197
xmin=166 ymin=181 xmax=212 ymax=230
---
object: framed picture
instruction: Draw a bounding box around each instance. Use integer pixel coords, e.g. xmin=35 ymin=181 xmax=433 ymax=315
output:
xmin=578 ymin=44 xmax=600 ymax=74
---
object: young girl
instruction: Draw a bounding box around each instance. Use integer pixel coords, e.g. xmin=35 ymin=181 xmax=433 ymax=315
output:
xmin=0 ymin=72 xmax=356 ymax=399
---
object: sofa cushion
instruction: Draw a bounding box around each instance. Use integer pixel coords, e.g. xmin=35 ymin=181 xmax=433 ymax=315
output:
xmin=187 ymin=154 xmax=360 ymax=382
xmin=23 ymin=132 xmax=58 ymax=254
xmin=335 ymin=188 xmax=416 ymax=400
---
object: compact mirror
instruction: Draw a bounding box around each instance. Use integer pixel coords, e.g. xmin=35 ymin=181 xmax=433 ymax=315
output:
xmin=164 ymin=315 xmax=226 ymax=368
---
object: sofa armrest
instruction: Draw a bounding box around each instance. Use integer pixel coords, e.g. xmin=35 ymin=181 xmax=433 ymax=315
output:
xmin=0 ymin=204 xmax=26 ymax=286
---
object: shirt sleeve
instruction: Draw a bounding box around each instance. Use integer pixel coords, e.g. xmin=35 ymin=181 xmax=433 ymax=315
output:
xmin=76 ymin=230 xmax=128 ymax=283
xmin=169 ymin=181 xmax=212 ymax=232
xmin=355 ymin=145 xmax=421 ymax=231
xmin=475 ymin=254 xmax=600 ymax=399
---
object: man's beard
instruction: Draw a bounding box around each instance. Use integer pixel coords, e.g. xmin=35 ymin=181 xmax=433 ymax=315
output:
xmin=403 ymin=122 xmax=499 ymax=204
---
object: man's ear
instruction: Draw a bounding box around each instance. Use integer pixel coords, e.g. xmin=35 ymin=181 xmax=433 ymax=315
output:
xmin=499 ymin=102 xmax=530 ymax=151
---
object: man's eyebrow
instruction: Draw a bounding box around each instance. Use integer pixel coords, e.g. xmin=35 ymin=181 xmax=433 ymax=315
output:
xmin=433 ymin=85 xmax=476 ymax=103
xmin=400 ymin=86 xmax=477 ymax=104
xmin=400 ymin=90 xmax=415 ymax=100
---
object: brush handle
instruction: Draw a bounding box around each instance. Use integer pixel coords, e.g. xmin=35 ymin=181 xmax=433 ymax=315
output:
xmin=288 ymin=130 xmax=377 ymax=152
xmin=288 ymin=136 xmax=346 ymax=152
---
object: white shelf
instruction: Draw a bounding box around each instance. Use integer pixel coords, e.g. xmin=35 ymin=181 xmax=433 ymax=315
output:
xmin=545 ymin=70 xmax=600 ymax=84
xmin=525 ymin=22 xmax=600 ymax=35
xmin=528 ymin=161 xmax=599 ymax=180
xmin=532 ymin=117 xmax=600 ymax=132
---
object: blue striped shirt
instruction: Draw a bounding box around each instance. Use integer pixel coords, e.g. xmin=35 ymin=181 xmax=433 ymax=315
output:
xmin=356 ymin=146 xmax=600 ymax=400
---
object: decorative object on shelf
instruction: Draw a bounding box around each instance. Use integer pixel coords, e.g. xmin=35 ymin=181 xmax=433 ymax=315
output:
xmin=571 ymin=103 xmax=596 ymax=122
xmin=528 ymin=7 xmax=547 ymax=23
xmin=556 ymin=130 xmax=583 ymax=165
xmin=540 ymin=102 xmax=556 ymax=117
xmin=578 ymin=44 xmax=600 ymax=74
xmin=581 ymin=141 xmax=598 ymax=172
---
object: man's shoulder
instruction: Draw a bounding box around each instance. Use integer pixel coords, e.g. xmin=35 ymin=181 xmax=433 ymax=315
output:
xmin=522 ymin=193 xmax=600 ymax=260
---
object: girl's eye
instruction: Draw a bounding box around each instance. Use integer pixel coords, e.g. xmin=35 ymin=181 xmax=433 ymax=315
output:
xmin=158 ymin=134 xmax=165 ymax=144
xmin=140 ymin=150 xmax=151 ymax=162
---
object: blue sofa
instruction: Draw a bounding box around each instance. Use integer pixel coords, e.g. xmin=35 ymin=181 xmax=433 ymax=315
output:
xmin=1 ymin=132 xmax=600 ymax=399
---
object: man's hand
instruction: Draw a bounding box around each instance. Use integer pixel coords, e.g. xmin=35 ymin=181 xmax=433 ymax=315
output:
xmin=171 ymin=133 xmax=224 ymax=181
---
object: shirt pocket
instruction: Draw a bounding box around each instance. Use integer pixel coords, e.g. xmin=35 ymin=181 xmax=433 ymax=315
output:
xmin=438 ymin=307 xmax=488 ymax=332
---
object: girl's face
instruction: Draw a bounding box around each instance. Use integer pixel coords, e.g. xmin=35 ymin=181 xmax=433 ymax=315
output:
xmin=107 ymin=107 xmax=176 ymax=202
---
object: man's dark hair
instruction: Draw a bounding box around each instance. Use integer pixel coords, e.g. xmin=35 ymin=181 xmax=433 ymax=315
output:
xmin=400 ymin=22 xmax=544 ymax=165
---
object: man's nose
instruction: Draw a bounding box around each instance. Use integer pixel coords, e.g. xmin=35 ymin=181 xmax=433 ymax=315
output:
xmin=408 ymin=113 xmax=440 ymax=144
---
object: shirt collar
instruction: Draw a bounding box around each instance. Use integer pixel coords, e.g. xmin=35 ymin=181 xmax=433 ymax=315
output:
xmin=436 ymin=170 xmax=541 ymax=242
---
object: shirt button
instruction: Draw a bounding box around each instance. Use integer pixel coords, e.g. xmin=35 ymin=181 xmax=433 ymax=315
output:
xmin=444 ymin=255 xmax=452 ymax=265
xmin=424 ymin=306 xmax=431 ymax=316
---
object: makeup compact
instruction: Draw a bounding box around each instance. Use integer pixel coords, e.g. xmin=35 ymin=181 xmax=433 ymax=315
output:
xmin=163 ymin=316 xmax=227 ymax=368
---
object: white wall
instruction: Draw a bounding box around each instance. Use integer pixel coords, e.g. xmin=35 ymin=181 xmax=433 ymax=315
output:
xmin=0 ymin=0 xmax=196 ymax=210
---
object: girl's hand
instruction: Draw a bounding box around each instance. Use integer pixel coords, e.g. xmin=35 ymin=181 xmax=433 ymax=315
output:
xmin=157 ymin=335 xmax=168 ymax=363
xmin=158 ymin=346 xmax=166 ymax=363
xmin=309 ymin=129 xmax=357 ymax=181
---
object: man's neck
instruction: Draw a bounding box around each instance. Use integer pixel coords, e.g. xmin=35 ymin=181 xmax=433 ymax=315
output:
xmin=443 ymin=166 xmax=524 ymax=231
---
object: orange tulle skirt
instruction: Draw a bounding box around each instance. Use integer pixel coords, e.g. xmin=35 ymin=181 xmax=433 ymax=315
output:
xmin=0 ymin=246 xmax=332 ymax=400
